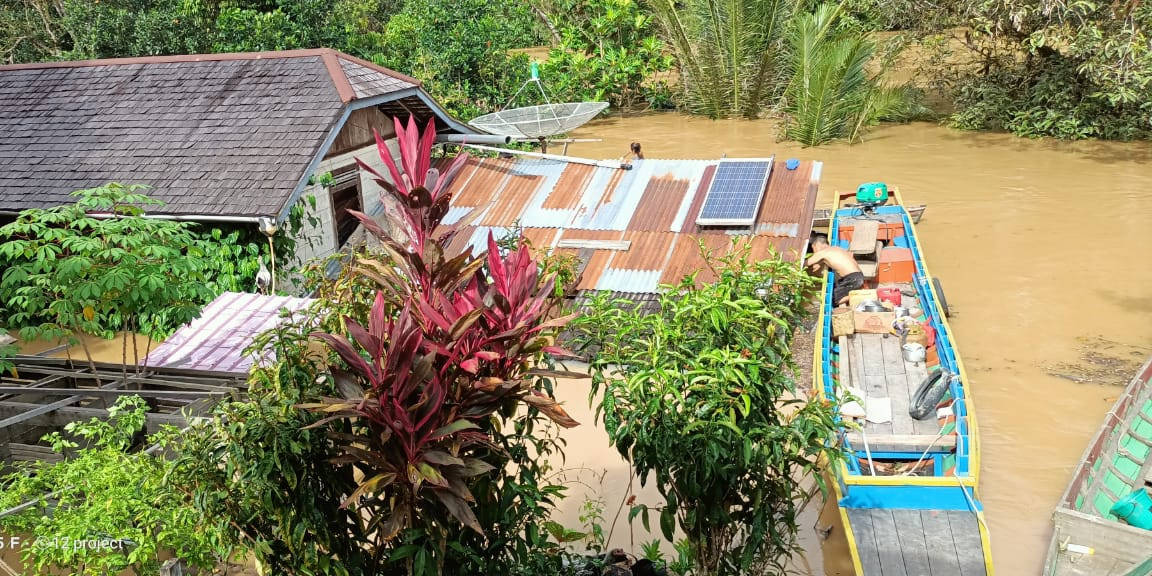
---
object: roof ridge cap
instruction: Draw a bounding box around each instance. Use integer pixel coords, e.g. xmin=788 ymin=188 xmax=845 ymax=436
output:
xmin=0 ymin=48 xmax=333 ymax=72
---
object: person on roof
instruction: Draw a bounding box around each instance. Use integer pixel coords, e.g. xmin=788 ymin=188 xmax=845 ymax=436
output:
xmin=807 ymin=235 xmax=863 ymax=306
xmin=630 ymin=142 xmax=644 ymax=159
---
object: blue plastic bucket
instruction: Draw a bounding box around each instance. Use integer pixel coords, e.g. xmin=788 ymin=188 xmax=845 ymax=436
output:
xmin=1110 ymin=489 xmax=1152 ymax=530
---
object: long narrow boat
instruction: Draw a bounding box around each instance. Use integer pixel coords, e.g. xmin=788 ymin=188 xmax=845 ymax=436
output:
xmin=813 ymin=185 xmax=994 ymax=575
xmin=1044 ymin=356 xmax=1152 ymax=576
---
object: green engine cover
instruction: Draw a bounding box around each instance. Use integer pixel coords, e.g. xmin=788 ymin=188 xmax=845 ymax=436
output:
xmin=856 ymin=182 xmax=889 ymax=204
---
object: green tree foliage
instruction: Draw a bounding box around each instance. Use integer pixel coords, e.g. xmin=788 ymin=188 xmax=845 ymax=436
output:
xmin=375 ymin=0 xmax=542 ymax=119
xmin=947 ymin=0 xmax=1152 ymax=139
xmin=0 ymin=184 xmax=213 ymax=366
xmin=0 ymin=337 xmax=16 ymax=377
xmin=0 ymin=0 xmax=392 ymax=63
xmin=783 ymin=4 xmax=929 ymax=146
xmin=536 ymin=0 xmax=674 ymax=110
xmin=833 ymin=0 xmax=949 ymax=33
xmin=570 ymin=242 xmax=842 ymax=575
xmin=0 ymin=186 xmax=314 ymax=351
xmin=0 ymin=396 xmax=228 ymax=575
xmin=0 ymin=185 xmax=308 ymax=368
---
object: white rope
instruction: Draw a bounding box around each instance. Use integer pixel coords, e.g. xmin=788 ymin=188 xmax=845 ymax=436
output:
xmin=861 ymin=427 xmax=877 ymax=476
xmin=954 ymin=466 xmax=990 ymax=535
xmin=900 ymin=395 xmax=961 ymax=477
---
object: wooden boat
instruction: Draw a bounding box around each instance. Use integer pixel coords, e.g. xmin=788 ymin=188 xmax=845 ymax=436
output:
xmin=813 ymin=187 xmax=994 ymax=575
xmin=1044 ymin=356 xmax=1152 ymax=576
xmin=813 ymin=203 xmax=926 ymax=229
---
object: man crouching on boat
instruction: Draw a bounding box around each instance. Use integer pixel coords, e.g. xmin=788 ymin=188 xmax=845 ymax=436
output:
xmin=807 ymin=236 xmax=863 ymax=306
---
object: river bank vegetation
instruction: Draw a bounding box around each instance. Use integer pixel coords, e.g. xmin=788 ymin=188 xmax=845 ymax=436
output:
xmin=2 ymin=0 xmax=1147 ymax=143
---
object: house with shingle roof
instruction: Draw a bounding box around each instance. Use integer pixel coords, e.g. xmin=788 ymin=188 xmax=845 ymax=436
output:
xmin=0 ymin=48 xmax=480 ymax=274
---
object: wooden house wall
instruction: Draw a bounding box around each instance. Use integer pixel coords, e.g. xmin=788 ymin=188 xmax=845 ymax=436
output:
xmin=326 ymin=107 xmax=397 ymax=159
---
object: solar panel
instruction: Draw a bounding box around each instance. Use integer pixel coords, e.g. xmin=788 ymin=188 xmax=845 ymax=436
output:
xmin=696 ymin=159 xmax=774 ymax=227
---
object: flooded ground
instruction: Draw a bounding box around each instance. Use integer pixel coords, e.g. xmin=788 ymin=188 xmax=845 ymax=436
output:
xmin=556 ymin=114 xmax=1152 ymax=574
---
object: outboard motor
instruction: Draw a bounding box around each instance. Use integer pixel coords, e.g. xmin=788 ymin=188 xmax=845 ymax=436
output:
xmin=856 ymin=182 xmax=889 ymax=213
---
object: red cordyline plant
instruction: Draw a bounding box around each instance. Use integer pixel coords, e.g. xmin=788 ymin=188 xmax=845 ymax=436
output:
xmin=302 ymin=116 xmax=581 ymax=552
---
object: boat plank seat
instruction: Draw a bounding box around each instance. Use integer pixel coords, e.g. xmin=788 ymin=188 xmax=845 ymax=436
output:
xmin=845 ymin=433 xmax=957 ymax=453
xmin=860 ymin=261 xmax=878 ymax=280
xmin=848 ymin=508 xmax=989 ymax=576
xmin=849 ymin=219 xmax=881 ymax=254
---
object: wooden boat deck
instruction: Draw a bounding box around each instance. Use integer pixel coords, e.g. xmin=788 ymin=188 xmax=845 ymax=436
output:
xmin=848 ymin=508 xmax=989 ymax=576
xmin=844 ymin=332 xmax=940 ymax=437
xmin=840 ymin=282 xmax=946 ymax=452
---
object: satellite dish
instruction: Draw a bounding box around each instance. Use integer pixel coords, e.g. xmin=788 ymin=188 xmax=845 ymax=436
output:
xmin=469 ymin=62 xmax=609 ymax=140
xmin=471 ymin=102 xmax=609 ymax=139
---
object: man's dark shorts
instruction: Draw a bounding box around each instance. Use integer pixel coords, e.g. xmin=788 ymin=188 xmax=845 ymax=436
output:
xmin=833 ymin=271 xmax=865 ymax=305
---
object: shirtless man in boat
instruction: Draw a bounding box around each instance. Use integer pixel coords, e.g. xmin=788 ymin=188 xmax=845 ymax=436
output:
xmin=807 ymin=236 xmax=863 ymax=306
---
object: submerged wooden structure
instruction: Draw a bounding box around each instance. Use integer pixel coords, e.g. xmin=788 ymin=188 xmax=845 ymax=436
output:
xmin=0 ymin=356 xmax=244 ymax=470
xmin=814 ymin=188 xmax=994 ymax=575
xmin=1044 ymin=356 xmax=1152 ymax=576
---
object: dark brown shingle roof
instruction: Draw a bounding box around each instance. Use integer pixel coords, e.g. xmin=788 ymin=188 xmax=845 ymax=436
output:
xmin=0 ymin=49 xmax=421 ymax=219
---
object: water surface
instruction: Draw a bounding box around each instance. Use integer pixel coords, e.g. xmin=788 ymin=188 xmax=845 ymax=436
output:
xmin=564 ymin=114 xmax=1152 ymax=575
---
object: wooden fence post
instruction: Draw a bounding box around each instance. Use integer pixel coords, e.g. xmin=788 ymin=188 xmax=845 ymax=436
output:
xmin=160 ymin=558 xmax=184 ymax=576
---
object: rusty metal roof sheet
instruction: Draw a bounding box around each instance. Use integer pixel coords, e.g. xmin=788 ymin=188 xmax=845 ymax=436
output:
xmin=438 ymin=156 xmax=821 ymax=294
xmin=146 ymin=292 xmax=313 ymax=375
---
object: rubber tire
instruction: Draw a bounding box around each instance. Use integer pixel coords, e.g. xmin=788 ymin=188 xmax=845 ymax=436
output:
xmin=910 ymin=370 xmax=949 ymax=420
xmin=932 ymin=276 xmax=951 ymax=318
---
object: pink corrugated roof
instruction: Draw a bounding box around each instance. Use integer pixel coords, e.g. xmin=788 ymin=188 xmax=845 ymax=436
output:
xmin=145 ymin=292 xmax=313 ymax=375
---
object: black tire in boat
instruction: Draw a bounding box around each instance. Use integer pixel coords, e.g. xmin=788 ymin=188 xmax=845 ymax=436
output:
xmin=932 ymin=276 xmax=951 ymax=318
xmin=910 ymin=370 xmax=950 ymax=420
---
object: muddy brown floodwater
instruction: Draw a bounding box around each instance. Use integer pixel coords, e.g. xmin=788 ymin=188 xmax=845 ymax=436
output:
xmin=559 ymin=113 xmax=1152 ymax=575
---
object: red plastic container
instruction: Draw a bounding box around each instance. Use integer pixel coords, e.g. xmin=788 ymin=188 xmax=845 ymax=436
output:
xmin=877 ymin=286 xmax=902 ymax=307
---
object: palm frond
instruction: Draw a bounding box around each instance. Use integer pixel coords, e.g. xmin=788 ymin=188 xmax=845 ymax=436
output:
xmin=649 ymin=0 xmax=796 ymax=118
xmin=783 ymin=3 xmax=915 ymax=146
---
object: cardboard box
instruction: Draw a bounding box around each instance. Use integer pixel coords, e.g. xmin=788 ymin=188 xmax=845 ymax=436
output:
xmin=831 ymin=308 xmax=855 ymax=337
xmin=848 ymin=289 xmax=878 ymax=308
xmin=853 ymin=310 xmax=895 ymax=333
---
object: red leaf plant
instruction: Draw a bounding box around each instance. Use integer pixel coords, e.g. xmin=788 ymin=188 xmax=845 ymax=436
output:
xmin=302 ymin=116 xmax=583 ymax=547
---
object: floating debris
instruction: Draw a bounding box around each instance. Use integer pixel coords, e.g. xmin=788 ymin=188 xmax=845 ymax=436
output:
xmin=1045 ymin=336 xmax=1150 ymax=386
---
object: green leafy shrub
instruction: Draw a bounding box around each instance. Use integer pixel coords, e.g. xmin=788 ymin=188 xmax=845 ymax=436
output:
xmin=571 ymin=241 xmax=842 ymax=575
xmin=375 ymin=0 xmax=543 ymax=119
xmin=538 ymin=0 xmax=674 ymax=111
xmin=0 ymin=396 xmax=227 ymax=575
xmin=949 ymin=55 xmax=1152 ymax=140
xmin=945 ymin=0 xmax=1152 ymax=139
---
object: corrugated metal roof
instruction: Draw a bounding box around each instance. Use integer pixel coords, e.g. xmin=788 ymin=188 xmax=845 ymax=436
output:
xmin=146 ymin=292 xmax=313 ymax=375
xmin=437 ymin=156 xmax=821 ymax=295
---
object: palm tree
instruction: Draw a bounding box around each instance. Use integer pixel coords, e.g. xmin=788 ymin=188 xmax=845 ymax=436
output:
xmin=647 ymin=0 xmax=798 ymax=118
xmin=782 ymin=4 xmax=929 ymax=145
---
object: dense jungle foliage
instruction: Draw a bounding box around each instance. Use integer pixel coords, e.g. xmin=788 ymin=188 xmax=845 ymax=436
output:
xmin=3 ymin=0 xmax=1145 ymax=141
